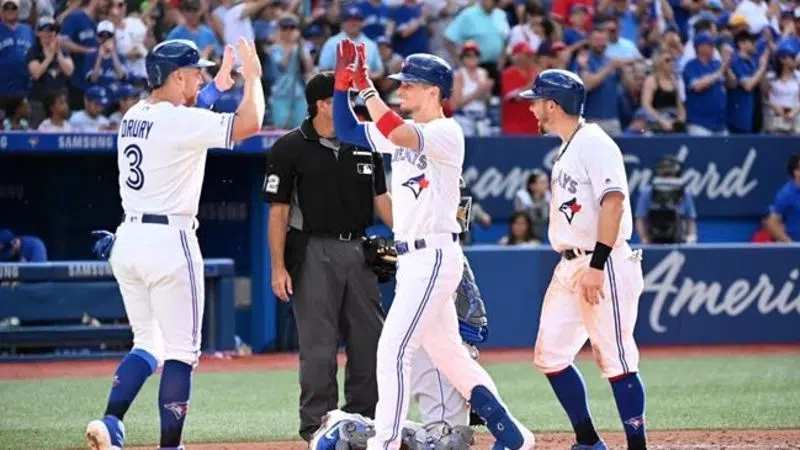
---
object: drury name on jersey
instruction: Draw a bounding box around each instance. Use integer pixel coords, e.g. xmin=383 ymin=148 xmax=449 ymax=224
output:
xmin=119 ymin=119 xmax=154 ymax=139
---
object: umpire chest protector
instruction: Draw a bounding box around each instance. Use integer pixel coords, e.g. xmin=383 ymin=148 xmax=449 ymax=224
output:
xmin=262 ymin=119 xmax=386 ymax=236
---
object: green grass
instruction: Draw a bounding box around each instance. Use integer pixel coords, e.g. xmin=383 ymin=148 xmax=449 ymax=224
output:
xmin=0 ymin=355 xmax=798 ymax=449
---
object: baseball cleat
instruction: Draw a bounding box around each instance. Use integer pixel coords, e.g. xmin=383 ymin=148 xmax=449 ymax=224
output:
xmin=570 ymin=441 xmax=608 ymax=450
xmin=308 ymin=409 xmax=375 ymax=450
xmin=85 ymin=415 xmax=125 ymax=450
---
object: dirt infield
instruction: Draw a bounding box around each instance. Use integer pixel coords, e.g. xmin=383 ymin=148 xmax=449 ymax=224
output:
xmin=4 ymin=344 xmax=800 ymax=449
xmin=1 ymin=344 xmax=798 ymax=381
xmin=125 ymin=430 xmax=800 ymax=450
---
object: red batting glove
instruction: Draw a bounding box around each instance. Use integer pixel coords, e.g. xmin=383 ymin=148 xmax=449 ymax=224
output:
xmin=350 ymin=43 xmax=373 ymax=91
xmin=335 ymin=39 xmax=356 ymax=91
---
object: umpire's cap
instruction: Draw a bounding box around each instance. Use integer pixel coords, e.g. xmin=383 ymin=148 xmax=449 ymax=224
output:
xmin=388 ymin=54 xmax=454 ymax=99
xmin=519 ymin=69 xmax=585 ymax=116
xmin=145 ymin=39 xmax=214 ymax=89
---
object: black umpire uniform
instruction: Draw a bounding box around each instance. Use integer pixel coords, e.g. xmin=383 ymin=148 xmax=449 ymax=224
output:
xmin=262 ymin=72 xmax=388 ymax=441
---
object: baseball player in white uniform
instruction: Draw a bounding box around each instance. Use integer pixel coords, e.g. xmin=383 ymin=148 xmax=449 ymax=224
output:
xmin=520 ymin=69 xmax=648 ymax=450
xmin=85 ymin=38 xmax=265 ymax=450
xmin=328 ymin=40 xmax=535 ymax=450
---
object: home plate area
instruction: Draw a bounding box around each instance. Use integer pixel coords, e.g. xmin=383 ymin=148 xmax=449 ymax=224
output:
xmin=126 ymin=429 xmax=800 ymax=449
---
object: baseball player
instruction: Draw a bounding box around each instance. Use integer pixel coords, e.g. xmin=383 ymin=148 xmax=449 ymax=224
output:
xmin=85 ymin=38 xmax=265 ymax=450
xmin=309 ymin=256 xmax=490 ymax=449
xmin=329 ymin=39 xmax=535 ymax=450
xmin=520 ymin=69 xmax=647 ymax=450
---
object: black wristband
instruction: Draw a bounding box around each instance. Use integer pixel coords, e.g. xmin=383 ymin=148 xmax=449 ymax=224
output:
xmin=589 ymin=242 xmax=612 ymax=270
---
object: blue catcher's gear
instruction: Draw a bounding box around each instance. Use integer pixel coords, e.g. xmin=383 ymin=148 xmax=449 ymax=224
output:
xmin=145 ymin=39 xmax=215 ymax=89
xmin=519 ymin=69 xmax=586 ymax=116
xmin=388 ymin=54 xmax=454 ymax=98
xmin=91 ymin=230 xmax=116 ymax=261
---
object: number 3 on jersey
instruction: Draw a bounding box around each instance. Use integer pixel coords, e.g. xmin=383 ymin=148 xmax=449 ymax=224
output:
xmin=125 ymin=144 xmax=144 ymax=190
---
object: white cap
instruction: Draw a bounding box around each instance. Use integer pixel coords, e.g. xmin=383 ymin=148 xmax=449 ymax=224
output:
xmin=2 ymin=0 xmax=20 ymax=7
xmin=97 ymin=20 xmax=115 ymax=35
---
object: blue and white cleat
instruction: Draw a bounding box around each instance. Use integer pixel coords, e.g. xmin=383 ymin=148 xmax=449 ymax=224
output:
xmin=308 ymin=409 xmax=375 ymax=450
xmin=85 ymin=415 xmax=126 ymax=450
xmin=570 ymin=440 xmax=609 ymax=450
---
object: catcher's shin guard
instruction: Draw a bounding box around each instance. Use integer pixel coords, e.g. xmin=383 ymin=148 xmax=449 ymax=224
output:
xmin=469 ymin=386 xmax=534 ymax=450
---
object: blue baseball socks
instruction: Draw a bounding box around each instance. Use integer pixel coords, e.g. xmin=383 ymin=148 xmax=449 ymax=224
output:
xmin=610 ymin=372 xmax=647 ymax=450
xmin=104 ymin=349 xmax=158 ymax=420
xmin=546 ymin=365 xmax=600 ymax=446
xmin=159 ymin=360 xmax=194 ymax=448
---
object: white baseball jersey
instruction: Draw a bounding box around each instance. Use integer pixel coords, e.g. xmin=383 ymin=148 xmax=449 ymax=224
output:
xmin=116 ymin=100 xmax=235 ymax=217
xmin=363 ymin=118 xmax=463 ymax=241
xmin=548 ymin=122 xmax=633 ymax=252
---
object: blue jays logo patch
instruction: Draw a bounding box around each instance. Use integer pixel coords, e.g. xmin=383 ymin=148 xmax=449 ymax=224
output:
xmin=558 ymin=197 xmax=582 ymax=224
xmin=163 ymin=401 xmax=190 ymax=420
xmin=624 ymin=415 xmax=646 ymax=431
xmin=402 ymin=174 xmax=429 ymax=199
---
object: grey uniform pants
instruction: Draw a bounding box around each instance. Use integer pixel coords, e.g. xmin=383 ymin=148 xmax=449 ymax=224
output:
xmin=289 ymin=234 xmax=384 ymax=441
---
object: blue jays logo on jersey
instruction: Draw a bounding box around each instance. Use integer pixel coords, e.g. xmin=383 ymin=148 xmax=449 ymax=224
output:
xmin=554 ymin=169 xmax=578 ymax=194
xmin=163 ymin=401 xmax=190 ymax=420
xmin=558 ymin=197 xmax=582 ymax=224
xmin=392 ymin=147 xmax=427 ymax=170
xmin=402 ymin=174 xmax=429 ymax=199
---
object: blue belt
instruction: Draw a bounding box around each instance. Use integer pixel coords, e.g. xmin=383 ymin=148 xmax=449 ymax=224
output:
xmin=395 ymin=233 xmax=458 ymax=256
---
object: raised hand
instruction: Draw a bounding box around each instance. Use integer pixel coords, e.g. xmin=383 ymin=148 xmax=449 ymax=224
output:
xmin=214 ymin=45 xmax=236 ymax=91
xmin=335 ymin=39 xmax=356 ymax=91
xmin=237 ymin=38 xmax=262 ymax=79
xmin=351 ymin=42 xmax=373 ymax=91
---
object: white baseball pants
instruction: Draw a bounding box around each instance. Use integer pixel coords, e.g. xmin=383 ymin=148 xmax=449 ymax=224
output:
xmin=534 ymin=244 xmax=645 ymax=378
xmin=367 ymin=242 xmax=500 ymax=450
xmin=109 ymin=218 xmax=204 ymax=367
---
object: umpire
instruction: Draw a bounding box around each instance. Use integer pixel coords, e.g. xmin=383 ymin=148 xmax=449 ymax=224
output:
xmin=262 ymin=71 xmax=392 ymax=442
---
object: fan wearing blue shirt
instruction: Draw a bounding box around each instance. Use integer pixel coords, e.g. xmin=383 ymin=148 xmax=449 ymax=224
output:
xmin=766 ymin=155 xmax=800 ymax=242
xmin=59 ymin=0 xmax=100 ymax=105
xmin=562 ymin=4 xmax=588 ymax=47
xmin=354 ymin=0 xmax=391 ymax=41
xmin=166 ymin=0 xmax=221 ymax=60
xmin=682 ymin=32 xmax=731 ymax=135
xmin=571 ymin=26 xmax=628 ymax=135
xmin=390 ymin=0 xmax=430 ymax=56
xmin=0 ymin=0 xmax=34 ymax=97
xmin=727 ymin=31 xmax=769 ymax=133
xmin=83 ymin=20 xmax=127 ymax=100
xmin=317 ymin=7 xmax=384 ymax=77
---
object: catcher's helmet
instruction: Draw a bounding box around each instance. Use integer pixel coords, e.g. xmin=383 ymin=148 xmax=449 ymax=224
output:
xmin=519 ymin=69 xmax=586 ymax=116
xmin=145 ymin=39 xmax=215 ymax=89
xmin=388 ymin=54 xmax=453 ymax=98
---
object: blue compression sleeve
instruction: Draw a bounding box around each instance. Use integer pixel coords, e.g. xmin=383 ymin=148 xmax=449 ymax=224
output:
xmin=333 ymin=90 xmax=371 ymax=149
xmin=196 ymin=82 xmax=222 ymax=109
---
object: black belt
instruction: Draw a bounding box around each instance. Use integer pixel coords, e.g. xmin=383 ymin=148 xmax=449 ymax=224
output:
xmin=122 ymin=213 xmax=169 ymax=225
xmin=309 ymin=230 xmax=365 ymax=241
xmin=562 ymin=249 xmax=593 ymax=260
xmin=395 ymin=233 xmax=458 ymax=256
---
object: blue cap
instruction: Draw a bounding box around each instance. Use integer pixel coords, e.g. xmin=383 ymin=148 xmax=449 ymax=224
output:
xmin=85 ymin=86 xmax=109 ymax=106
xmin=0 ymin=229 xmax=14 ymax=248
xmin=117 ymin=83 xmax=140 ymax=99
xmin=376 ymin=35 xmax=391 ymax=46
xmin=278 ymin=15 xmax=299 ymax=28
xmin=776 ymin=39 xmax=799 ymax=59
xmin=303 ymin=22 xmax=324 ymax=37
xmin=694 ymin=32 xmax=715 ymax=47
xmin=707 ymin=0 xmax=723 ymax=10
xmin=342 ymin=6 xmax=363 ymax=21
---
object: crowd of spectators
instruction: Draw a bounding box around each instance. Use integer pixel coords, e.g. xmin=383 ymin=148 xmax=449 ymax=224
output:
xmin=0 ymin=0 xmax=798 ymax=134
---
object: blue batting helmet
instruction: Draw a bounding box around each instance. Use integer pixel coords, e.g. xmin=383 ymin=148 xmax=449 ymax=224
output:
xmin=145 ymin=39 xmax=215 ymax=89
xmin=388 ymin=54 xmax=453 ymax=98
xmin=519 ymin=69 xmax=585 ymax=116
